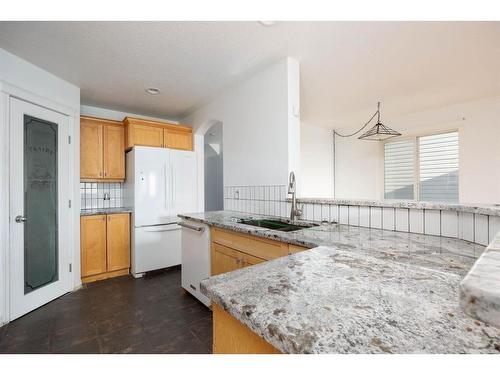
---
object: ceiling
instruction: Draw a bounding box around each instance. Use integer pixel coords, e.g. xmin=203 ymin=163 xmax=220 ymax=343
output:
xmin=0 ymin=21 xmax=498 ymax=128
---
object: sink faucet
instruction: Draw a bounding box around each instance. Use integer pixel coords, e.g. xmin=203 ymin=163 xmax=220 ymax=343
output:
xmin=288 ymin=171 xmax=302 ymax=221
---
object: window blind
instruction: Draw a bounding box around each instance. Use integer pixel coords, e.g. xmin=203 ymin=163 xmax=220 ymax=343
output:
xmin=384 ymin=139 xmax=415 ymax=199
xmin=418 ymin=132 xmax=459 ymax=202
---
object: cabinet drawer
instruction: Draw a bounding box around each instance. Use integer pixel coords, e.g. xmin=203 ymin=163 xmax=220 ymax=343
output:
xmin=211 ymin=228 xmax=252 ymax=252
xmin=211 ymin=228 xmax=288 ymax=260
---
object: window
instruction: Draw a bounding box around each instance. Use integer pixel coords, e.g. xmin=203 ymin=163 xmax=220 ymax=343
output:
xmin=384 ymin=131 xmax=459 ymax=202
xmin=384 ymin=140 xmax=415 ymax=199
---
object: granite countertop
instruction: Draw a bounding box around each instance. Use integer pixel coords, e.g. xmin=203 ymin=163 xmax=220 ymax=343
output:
xmin=179 ymin=211 xmax=484 ymax=275
xmin=80 ymin=207 xmax=133 ymax=216
xmin=460 ymin=230 xmax=500 ymax=328
xmin=293 ymin=198 xmax=500 ymax=217
xmin=179 ymin=211 xmax=500 ymax=353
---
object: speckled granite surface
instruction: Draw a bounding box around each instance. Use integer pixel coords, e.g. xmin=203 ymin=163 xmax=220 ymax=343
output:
xmin=293 ymin=198 xmax=500 ymax=217
xmin=80 ymin=207 xmax=133 ymax=216
xmin=179 ymin=211 xmax=484 ymax=275
xmin=180 ymin=211 xmax=500 ymax=353
xmin=201 ymin=246 xmax=500 ymax=353
xmin=460 ymin=230 xmax=500 ymax=328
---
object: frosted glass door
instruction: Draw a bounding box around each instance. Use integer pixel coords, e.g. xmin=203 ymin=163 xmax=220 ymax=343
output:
xmin=23 ymin=115 xmax=59 ymax=294
xmin=9 ymin=97 xmax=71 ymax=321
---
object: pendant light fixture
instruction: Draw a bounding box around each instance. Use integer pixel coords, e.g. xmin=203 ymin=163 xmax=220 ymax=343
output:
xmin=332 ymin=101 xmax=401 ymax=198
xmin=358 ymin=102 xmax=401 ymax=141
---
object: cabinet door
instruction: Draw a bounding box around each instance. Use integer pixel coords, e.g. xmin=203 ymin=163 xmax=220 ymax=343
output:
xmin=211 ymin=243 xmax=241 ymax=276
xmin=164 ymin=128 xmax=193 ymax=151
xmin=106 ymin=213 xmax=130 ymax=272
xmin=288 ymin=244 xmax=309 ymax=254
xmin=131 ymin=124 xmax=164 ymax=148
xmin=80 ymin=119 xmax=103 ymax=179
xmin=103 ymin=124 xmax=125 ymax=180
xmin=81 ymin=215 xmax=107 ymax=277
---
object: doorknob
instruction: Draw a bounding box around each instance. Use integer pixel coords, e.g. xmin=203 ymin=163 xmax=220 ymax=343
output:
xmin=15 ymin=215 xmax=27 ymax=223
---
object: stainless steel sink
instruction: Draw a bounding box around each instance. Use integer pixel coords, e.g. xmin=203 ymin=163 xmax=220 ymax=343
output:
xmin=237 ymin=218 xmax=319 ymax=232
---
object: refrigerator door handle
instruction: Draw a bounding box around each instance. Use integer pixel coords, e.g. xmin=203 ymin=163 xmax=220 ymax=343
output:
xmin=170 ymin=162 xmax=174 ymax=213
xmin=164 ymin=162 xmax=169 ymax=212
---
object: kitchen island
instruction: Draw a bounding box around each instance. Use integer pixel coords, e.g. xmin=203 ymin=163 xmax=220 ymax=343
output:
xmin=180 ymin=211 xmax=500 ymax=354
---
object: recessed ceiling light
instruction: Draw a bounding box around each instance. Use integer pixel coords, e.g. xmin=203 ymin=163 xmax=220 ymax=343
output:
xmin=145 ymin=87 xmax=161 ymax=95
xmin=258 ymin=21 xmax=277 ymax=27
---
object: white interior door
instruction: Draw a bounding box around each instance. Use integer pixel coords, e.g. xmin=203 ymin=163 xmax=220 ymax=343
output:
xmin=9 ymin=97 xmax=71 ymax=320
xmin=171 ymin=150 xmax=197 ymax=216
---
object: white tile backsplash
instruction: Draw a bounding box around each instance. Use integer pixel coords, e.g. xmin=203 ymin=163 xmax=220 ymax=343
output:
xmin=224 ymin=185 xmax=287 ymax=218
xmin=81 ymin=182 xmax=124 ymax=210
xmin=424 ymin=210 xmax=441 ymax=236
xmin=382 ymin=207 xmax=395 ymax=230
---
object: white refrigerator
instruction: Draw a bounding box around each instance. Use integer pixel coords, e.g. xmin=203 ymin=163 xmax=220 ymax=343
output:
xmin=125 ymin=146 xmax=197 ymax=277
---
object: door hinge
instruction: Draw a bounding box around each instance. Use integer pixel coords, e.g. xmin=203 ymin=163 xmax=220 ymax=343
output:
xmin=68 ymin=199 xmax=72 ymax=208
xmin=69 ymin=263 xmax=72 ymax=272
xmin=68 ymin=135 xmax=71 ymax=144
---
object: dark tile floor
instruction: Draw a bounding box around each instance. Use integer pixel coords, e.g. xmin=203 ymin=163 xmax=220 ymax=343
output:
xmin=0 ymin=266 xmax=213 ymax=354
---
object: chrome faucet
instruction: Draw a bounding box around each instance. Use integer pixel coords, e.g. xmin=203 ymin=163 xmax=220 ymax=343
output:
xmin=288 ymin=171 xmax=302 ymax=221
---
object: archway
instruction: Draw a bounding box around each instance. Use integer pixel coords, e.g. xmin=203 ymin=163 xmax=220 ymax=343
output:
xmin=203 ymin=121 xmax=223 ymax=211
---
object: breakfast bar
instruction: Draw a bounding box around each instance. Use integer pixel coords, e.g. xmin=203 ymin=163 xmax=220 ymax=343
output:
xmin=180 ymin=211 xmax=500 ymax=354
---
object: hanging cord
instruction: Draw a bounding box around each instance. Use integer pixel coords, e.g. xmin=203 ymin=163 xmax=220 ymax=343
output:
xmin=332 ymin=102 xmax=380 ymax=198
xmin=333 ymin=103 xmax=380 ymax=138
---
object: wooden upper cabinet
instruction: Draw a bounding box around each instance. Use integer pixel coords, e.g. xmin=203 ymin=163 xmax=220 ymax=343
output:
xmin=81 ymin=215 xmax=107 ymax=277
xmin=106 ymin=213 xmax=130 ymax=272
xmin=164 ymin=127 xmax=193 ymax=151
xmin=80 ymin=116 xmax=125 ymax=181
xmin=103 ymin=124 xmax=125 ymax=179
xmin=126 ymin=123 xmax=164 ymax=148
xmin=124 ymin=117 xmax=193 ymax=151
xmin=80 ymin=118 xmax=103 ymax=179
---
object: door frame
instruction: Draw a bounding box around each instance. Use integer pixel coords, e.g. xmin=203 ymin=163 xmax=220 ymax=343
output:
xmin=0 ymin=80 xmax=80 ymax=325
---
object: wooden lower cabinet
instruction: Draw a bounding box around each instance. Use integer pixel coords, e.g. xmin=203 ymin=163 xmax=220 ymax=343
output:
xmin=81 ymin=213 xmax=130 ymax=283
xmin=106 ymin=214 xmax=130 ymax=271
xmin=288 ymin=244 xmax=309 ymax=254
xmin=213 ymin=304 xmax=280 ymax=354
xmin=211 ymin=243 xmax=242 ymax=276
xmin=208 ymin=228 xmax=313 ymax=353
xmin=80 ymin=215 xmax=107 ymax=277
xmin=210 ymin=228 xmax=307 ymax=276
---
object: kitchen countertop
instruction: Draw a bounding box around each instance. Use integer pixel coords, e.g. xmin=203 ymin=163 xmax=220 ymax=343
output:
xmin=293 ymin=198 xmax=500 ymax=217
xmin=179 ymin=211 xmax=500 ymax=353
xmin=179 ymin=211 xmax=484 ymax=275
xmin=80 ymin=207 xmax=133 ymax=216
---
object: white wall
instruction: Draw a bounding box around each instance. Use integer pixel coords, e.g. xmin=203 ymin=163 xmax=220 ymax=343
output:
xmin=329 ymin=96 xmax=500 ymax=204
xmin=300 ymin=123 xmax=334 ymax=198
xmin=183 ymin=58 xmax=300 ymax=188
xmin=80 ymin=105 xmax=178 ymax=123
xmin=0 ymin=48 xmax=80 ymax=325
